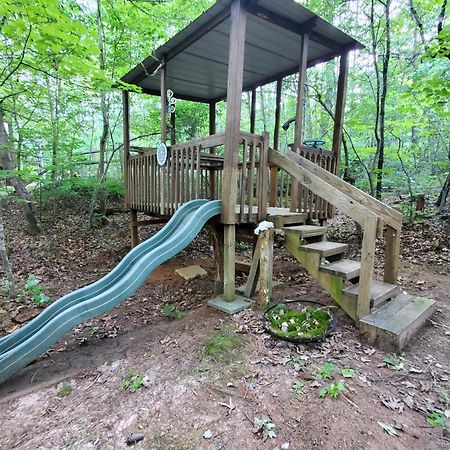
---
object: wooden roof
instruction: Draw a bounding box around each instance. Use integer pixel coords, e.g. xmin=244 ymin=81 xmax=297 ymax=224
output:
xmin=121 ymin=0 xmax=363 ymax=103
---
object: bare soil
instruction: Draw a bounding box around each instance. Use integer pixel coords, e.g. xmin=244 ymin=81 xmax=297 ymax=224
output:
xmin=0 ymin=195 xmax=449 ymax=450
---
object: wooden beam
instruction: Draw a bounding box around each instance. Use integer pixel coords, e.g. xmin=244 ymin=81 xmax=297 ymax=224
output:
xmin=257 ymin=228 xmax=274 ymax=308
xmin=290 ymin=33 xmax=309 ymax=212
xmin=331 ymin=52 xmax=349 ymax=172
xmin=250 ymin=87 xmax=256 ymax=133
xmin=384 ymin=225 xmax=400 ymax=284
xmin=123 ymin=90 xmax=130 ymax=207
xmin=222 ymin=0 xmax=247 ymax=301
xmin=210 ymin=225 xmax=224 ymax=295
xmin=269 ymin=79 xmax=282 ymax=207
xmin=209 ymin=101 xmax=217 ymax=199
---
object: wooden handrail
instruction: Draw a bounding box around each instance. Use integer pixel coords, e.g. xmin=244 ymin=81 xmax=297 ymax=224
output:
xmin=268 ymin=149 xmax=378 ymax=226
xmin=283 ymin=149 xmax=402 ymax=230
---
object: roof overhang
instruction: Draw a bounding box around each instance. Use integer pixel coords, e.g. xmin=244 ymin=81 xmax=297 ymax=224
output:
xmin=121 ymin=0 xmax=364 ymax=103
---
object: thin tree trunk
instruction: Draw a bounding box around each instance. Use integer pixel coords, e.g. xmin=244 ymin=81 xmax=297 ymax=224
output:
xmin=0 ymin=109 xmax=40 ymax=235
xmin=89 ymin=0 xmax=109 ymax=226
xmin=0 ymin=198 xmax=16 ymax=298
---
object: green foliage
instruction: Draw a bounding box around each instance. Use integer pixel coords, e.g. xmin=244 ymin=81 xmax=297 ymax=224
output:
xmin=122 ymin=370 xmax=145 ymax=392
xmin=162 ymin=304 xmax=185 ymax=319
xmin=253 ymin=416 xmax=276 ymax=439
xmin=203 ymin=332 xmax=242 ymax=363
xmin=341 ymin=368 xmax=356 ymax=378
xmin=383 ymin=355 xmax=405 ymax=371
xmin=426 ymin=411 xmax=450 ymax=432
xmin=57 ymin=385 xmax=73 ymax=398
xmin=267 ymin=305 xmax=332 ymax=340
xmin=23 ymin=275 xmax=52 ymax=305
xmin=315 ymin=363 xmax=336 ymax=381
xmin=292 ymin=380 xmax=306 ymax=396
xmin=319 ymin=381 xmax=345 ymax=399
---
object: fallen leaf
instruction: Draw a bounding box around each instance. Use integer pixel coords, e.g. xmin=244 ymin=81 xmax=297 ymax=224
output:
xmin=378 ymin=421 xmax=398 ymax=437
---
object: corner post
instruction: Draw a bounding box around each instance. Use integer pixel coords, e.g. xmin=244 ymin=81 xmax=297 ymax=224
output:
xmin=332 ymin=51 xmax=349 ymax=175
xmin=269 ymin=78 xmax=282 ymax=207
xmin=290 ymin=33 xmax=309 ymax=212
xmin=209 ymin=101 xmax=217 ymax=199
xmin=221 ymin=0 xmax=247 ymax=302
xmin=383 ymin=225 xmax=400 ymax=284
xmin=160 ymin=55 xmax=167 ymax=215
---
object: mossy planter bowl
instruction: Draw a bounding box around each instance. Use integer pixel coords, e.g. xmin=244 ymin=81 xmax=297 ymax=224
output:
xmin=263 ymin=300 xmax=336 ymax=343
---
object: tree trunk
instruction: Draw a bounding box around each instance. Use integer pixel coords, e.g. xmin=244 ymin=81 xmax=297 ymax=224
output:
xmin=0 ymin=109 xmax=40 ymax=235
xmin=89 ymin=0 xmax=109 ymax=226
xmin=0 ymin=199 xmax=16 ymax=298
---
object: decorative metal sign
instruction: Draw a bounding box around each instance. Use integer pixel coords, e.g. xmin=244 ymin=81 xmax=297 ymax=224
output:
xmin=156 ymin=143 xmax=168 ymax=166
xmin=166 ymin=89 xmax=176 ymax=113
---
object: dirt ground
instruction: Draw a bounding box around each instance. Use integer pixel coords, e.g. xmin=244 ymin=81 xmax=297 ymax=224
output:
xmin=0 ymin=195 xmax=449 ymax=450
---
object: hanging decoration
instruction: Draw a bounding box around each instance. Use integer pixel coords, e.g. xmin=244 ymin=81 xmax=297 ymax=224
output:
xmin=166 ymin=89 xmax=176 ymax=113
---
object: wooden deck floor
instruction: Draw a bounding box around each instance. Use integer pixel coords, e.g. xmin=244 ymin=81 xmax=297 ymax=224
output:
xmin=235 ymin=205 xmax=307 ymax=227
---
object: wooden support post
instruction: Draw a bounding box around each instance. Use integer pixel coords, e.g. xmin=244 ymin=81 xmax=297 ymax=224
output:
xmin=130 ymin=209 xmax=138 ymax=248
xmin=258 ymin=131 xmax=269 ymax=220
xmin=357 ymin=216 xmax=378 ymax=318
xmin=170 ymin=110 xmax=176 ymax=145
xmin=332 ymin=52 xmax=349 ymax=174
xmin=209 ymin=101 xmax=216 ymax=199
xmin=257 ymin=228 xmax=274 ymax=308
xmin=269 ymin=79 xmax=282 ymax=207
xmin=244 ymin=237 xmax=261 ymax=298
xmin=160 ymin=56 xmax=167 ymax=215
xmin=384 ymin=225 xmax=400 ymax=284
xmin=221 ymin=0 xmax=247 ymax=301
xmin=290 ymin=33 xmax=309 ymax=212
xmin=123 ymin=91 xmax=130 ymax=206
xmin=250 ymin=87 xmax=256 ymax=133
xmin=210 ymin=225 xmax=224 ymax=294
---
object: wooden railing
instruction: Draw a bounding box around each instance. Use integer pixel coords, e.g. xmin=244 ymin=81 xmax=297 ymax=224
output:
xmin=269 ymin=148 xmax=403 ymax=318
xmin=126 ymin=131 xmax=269 ymax=222
xmin=272 ymin=145 xmax=337 ymax=220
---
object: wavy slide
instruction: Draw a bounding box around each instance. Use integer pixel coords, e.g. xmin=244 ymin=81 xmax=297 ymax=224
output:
xmin=0 ymin=199 xmax=221 ymax=385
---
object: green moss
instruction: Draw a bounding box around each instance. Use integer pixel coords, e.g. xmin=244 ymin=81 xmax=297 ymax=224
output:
xmin=57 ymin=385 xmax=73 ymax=398
xmin=267 ymin=305 xmax=331 ymax=340
xmin=204 ymin=332 xmax=242 ymax=363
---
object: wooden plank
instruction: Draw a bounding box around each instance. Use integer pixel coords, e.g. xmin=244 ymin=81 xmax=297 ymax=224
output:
xmin=258 ymin=132 xmax=269 ymax=220
xmin=384 ymin=224 xmax=400 ymax=284
xmin=240 ymin=140 xmax=247 ymax=222
xmin=344 ymin=280 xmax=399 ymax=308
xmin=282 ymin=150 xmax=402 ymax=230
xmin=282 ymin=224 xmax=327 ymax=239
xmin=223 ymin=224 xmax=236 ymax=300
xmin=290 ymin=32 xmax=309 ymax=212
xmin=257 ymin=228 xmax=274 ymax=307
xmin=331 ymin=52 xmax=349 ymax=173
xmin=356 ymin=215 xmax=377 ymax=317
xmin=210 ymin=225 xmax=224 ymax=295
xmin=236 ymin=260 xmax=251 ymax=273
xmin=269 ymin=149 xmax=376 ymax=226
xmin=244 ymin=239 xmax=262 ymax=298
xmin=221 ymin=0 xmax=247 ymax=225
xmin=319 ymin=259 xmax=361 ymax=280
xmin=300 ymin=241 xmax=348 ymax=257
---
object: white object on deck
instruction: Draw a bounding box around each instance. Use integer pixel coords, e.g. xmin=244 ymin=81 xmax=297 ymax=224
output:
xmin=254 ymin=220 xmax=274 ymax=235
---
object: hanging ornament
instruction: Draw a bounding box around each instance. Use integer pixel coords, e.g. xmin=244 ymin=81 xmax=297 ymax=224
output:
xmin=166 ymin=89 xmax=176 ymax=113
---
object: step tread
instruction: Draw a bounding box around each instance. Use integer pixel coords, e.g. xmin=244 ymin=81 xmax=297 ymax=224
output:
xmin=343 ymin=281 xmax=399 ymax=306
xmin=283 ymin=225 xmax=328 ymax=238
xmin=300 ymin=241 xmax=348 ymax=257
xmin=319 ymin=259 xmax=361 ymax=280
xmin=360 ymin=296 xmax=435 ymax=351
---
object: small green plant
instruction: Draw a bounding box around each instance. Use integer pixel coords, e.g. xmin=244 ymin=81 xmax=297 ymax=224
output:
xmin=122 ymin=370 xmax=145 ymax=392
xmin=64 ymin=438 xmax=77 ymax=447
xmin=253 ymin=416 xmax=276 ymax=439
xmin=319 ymin=381 xmax=345 ymax=399
xmin=57 ymin=385 xmax=73 ymax=398
xmin=292 ymin=380 xmax=305 ymax=396
xmin=427 ymin=411 xmax=450 ymax=432
xmin=288 ymin=356 xmax=303 ymax=371
xmin=267 ymin=304 xmax=332 ymax=340
xmin=341 ymin=368 xmax=356 ymax=378
xmin=383 ymin=355 xmax=405 ymax=371
xmin=24 ymin=274 xmax=52 ymax=305
xmin=315 ymin=363 xmax=336 ymax=380
xmin=162 ymin=304 xmax=185 ymax=319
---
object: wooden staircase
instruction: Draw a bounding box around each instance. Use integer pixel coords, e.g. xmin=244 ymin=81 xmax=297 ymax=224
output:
xmin=268 ymin=148 xmax=435 ymax=352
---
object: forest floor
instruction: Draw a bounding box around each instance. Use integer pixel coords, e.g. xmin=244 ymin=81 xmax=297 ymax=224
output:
xmin=0 ymin=194 xmax=449 ymax=450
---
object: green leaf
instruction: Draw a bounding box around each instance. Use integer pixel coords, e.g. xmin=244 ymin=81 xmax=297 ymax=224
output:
xmin=377 ymin=421 xmax=398 ymax=437
xmin=341 ymin=368 xmax=356 ymax=378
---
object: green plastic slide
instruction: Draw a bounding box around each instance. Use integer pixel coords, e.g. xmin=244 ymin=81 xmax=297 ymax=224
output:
xmin=0 ymin=199 xmax=221 ymax=386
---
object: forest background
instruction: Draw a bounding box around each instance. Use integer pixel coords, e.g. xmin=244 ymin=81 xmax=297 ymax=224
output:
xmin=0 ymin=0 xmax=448 ymax=238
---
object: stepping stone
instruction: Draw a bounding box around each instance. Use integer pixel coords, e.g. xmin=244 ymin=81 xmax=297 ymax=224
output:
xmin=175 ymin=265 xmax=207 ymax=280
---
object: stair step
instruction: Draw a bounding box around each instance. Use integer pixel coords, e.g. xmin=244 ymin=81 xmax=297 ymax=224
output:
xmin=319 ymin=259 xmax=361 ymax=280
xmin=299 ymin=241 xmax=348 ymax=258
xmin=360 ymin=295 xmax=435 ymax=352
xmin=283 ymin=225 xmax=327 ymax=239
xmin=343 ymin=281 xmax=399 ymax=308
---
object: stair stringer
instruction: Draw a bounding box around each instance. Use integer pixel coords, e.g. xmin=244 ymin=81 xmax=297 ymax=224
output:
xmin=284 ymin=232 xmax=357 ymax=320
